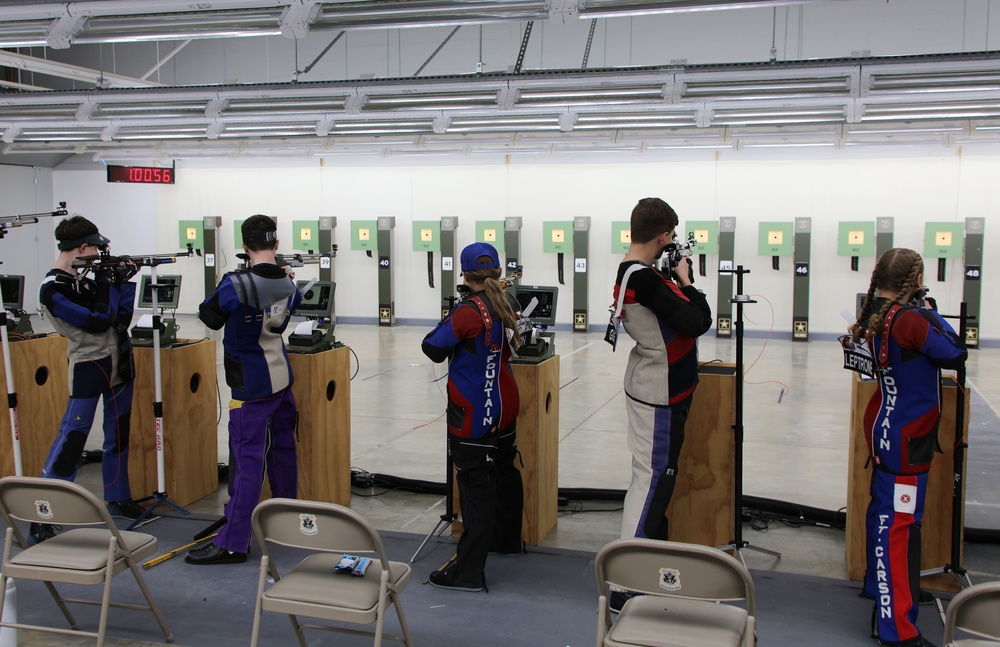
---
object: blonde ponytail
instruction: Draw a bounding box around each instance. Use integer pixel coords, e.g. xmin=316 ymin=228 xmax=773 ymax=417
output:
xmin=465 ymin=266 xmax=522 ymax=350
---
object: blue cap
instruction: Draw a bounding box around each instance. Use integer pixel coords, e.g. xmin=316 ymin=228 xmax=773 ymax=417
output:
xmin=460 ymin=242 xmax=501 ymax=272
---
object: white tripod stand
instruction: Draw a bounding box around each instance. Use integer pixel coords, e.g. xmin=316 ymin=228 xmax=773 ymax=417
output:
xmin=127 ymin=259 xmax=191 ymax=529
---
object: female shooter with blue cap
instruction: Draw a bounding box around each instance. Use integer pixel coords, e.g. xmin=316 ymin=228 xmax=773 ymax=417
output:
xmin=421 ymin=242 xmax=525 ymax=591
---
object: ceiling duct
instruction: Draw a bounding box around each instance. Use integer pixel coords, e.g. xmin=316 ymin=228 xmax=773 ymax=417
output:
xmin=3 ymin=55 xmax=1000 ymax=158
xmin=0 ymin=0 xmax=853 ymax=47
xmin=577 ymin=0 xmax=849 ymax=18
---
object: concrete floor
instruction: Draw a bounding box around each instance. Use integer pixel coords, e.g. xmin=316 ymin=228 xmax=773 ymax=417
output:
xmin=12 ymin=316 xmax=1000 ymax=646
xmin=103 ymin=317 xmax=1000 ymax=578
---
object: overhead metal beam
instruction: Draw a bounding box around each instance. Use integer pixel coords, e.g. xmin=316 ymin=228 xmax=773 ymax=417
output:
xmin=301 ymin=31 xmax=345 ymax=75
xmin=280 ymin=0 xmax=321 ymax=38
xmin=513 ymin=21 xmax=534 ymax=74
xmin=0 ymin=50 xmax=163 ymax=88
xmin=413 ymin=26 xmax=463 ymax=77
xmin=1 ymin=55 xmax=999 ymax=157
xmin=141 ymin=39 xmax=192 ymax=81
xmin=0 ymin=0 xmax=850 ymax=47
xmin=0 ymin=79 xmax=48 ymax=91
xmin=581 ymin=19 xmax=597 ymax=68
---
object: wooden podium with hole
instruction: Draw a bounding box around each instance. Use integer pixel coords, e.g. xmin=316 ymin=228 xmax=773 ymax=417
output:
xmin=667 ymin=363 xmax=737 ymax=548
xmin=130 ymin=339 xmax=217 ymax=507
xmin=846 ymin=372 xmax=968 ymax=592
xmin=511 ymin=355 xmax=561 ymax=545
xmin=0 ymin=334 xmax=68 ymax=478
xmin=288 ymin=345 xmax=351 ymax=505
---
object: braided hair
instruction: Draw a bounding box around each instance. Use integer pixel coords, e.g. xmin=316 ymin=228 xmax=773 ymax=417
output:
xmin=464 ymin=260 xmax=522 ymax=350
xmin=849 ymin=248 xmax=923 ymax=343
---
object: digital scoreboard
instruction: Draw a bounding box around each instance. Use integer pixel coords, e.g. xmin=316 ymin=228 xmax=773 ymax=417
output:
xmin=106 ymin=164 xmax=175 ymax=184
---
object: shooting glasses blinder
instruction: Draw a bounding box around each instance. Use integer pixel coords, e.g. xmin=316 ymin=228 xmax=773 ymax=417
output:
xmin=57 ymin=231 xmax=110 ymax=251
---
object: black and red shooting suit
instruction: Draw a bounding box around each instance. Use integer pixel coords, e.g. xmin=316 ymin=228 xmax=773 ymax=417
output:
xmin=422 ymin=291 xmax=524 ymax=586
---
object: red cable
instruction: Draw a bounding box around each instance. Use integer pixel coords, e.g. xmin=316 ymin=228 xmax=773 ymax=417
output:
xmin=742 ymin=294 xmax=791 ymax=399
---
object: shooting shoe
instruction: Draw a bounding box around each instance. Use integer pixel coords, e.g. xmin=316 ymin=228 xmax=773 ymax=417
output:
xmin=428 ymin=569 xmax=483 ymax=592
xmin=107 ymin=499 xmax=147 ymax=520
xmin=185 ymin=542 xmax=247 ymax=565
xmin=609 ymin=590 xmax=643 ymax=614
xmin=28 ymin=522 xmax=58 ymax=545
xmin=894 ymin=638 xmax=937 ymax=647
xmin=489 ymin=540 xmax=526 ymax=556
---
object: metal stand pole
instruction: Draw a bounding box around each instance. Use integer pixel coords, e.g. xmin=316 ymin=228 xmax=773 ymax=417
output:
xmin=128 ymin=262 xmax=190 ymax=529
xmin=411 ymin=437 xmax=458 ymax=563
xmin=0 ymin=282 xmax=22 ymax=476
xmin=718 ymin=265 xmax=781 ymax=565
xmin=920 ymin=301 xmax=973 ymax=588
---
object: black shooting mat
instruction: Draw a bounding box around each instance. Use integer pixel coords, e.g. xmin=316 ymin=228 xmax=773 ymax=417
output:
xmin=9 ymin=512 xmax=986 ymax=647
xmin=8 ymin=369 xmax=998 ymax=645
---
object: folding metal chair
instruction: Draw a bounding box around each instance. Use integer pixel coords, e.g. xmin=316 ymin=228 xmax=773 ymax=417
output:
xmin=250 ymin=497 xmax=413 ymax=647
xmin=0 ymin=475 xmax=173 ymax=646
xmin=595 ymin=538 xmax=756 ymax=647
xmin=945 ymin=581 xmax=1000 ymax=646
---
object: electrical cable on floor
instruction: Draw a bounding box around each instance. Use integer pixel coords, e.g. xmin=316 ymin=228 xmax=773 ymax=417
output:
xmin=349 ymin=345 xmax=360 ymax=380
xmin=558 ymin=500 xmax=623 ymax=515
xmin=215 ymin=372 xmax=222 ymax=425
xmin=348 ymin=472 xmax=1000 ymax=544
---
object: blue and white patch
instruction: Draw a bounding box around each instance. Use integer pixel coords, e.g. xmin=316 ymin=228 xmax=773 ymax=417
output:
xmin=35 ymin=499 xmax=53 ymax=520
xmin=659 ymin=567 xmax=681 ymax=592
xmin=299 ymin=513 xmax=318 ymax=536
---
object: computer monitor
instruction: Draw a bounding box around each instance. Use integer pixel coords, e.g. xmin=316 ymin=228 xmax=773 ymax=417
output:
xmin=137 ymin=274 xmax=182 ymax=309
xmin=292 ymin=280 xmax=335 ymax=319
xmin=514 ymin=285 xmax=558 ymax=327
xmin=0 ymin=274 xmax=25 ymax=310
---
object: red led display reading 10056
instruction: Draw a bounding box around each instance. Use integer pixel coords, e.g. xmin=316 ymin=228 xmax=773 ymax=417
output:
xmin=106 ymin=165 xmax=175 ymax=184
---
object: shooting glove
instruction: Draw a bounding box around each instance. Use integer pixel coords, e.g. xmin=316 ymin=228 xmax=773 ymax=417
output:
xmin=113 ymin=260 xmax=138 ymax=284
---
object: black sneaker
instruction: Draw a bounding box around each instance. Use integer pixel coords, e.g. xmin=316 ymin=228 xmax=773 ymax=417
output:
xmin=28 ymin=522 xmax=58 ymax=545
xmin=184 ymin=542 xmax=247 ymax=565
xmin=428 ymin=569 xmax=484 ymax=592
xmin=609 ymin=590 xmax=642 ymax=614
xmin=106 ymin=499 xmax=147 ymax=520
xmin=893 ymin=637 xmax=937 ymax=647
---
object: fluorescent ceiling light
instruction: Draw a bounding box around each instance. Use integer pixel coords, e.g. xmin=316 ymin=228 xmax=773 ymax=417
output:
xmin=741 ymin=142 xmax=837 ymax=148
xmin=644 ymin=143 xmax=732 ymax=149
xmin=846 ymin=127 xmax=964 ymax=135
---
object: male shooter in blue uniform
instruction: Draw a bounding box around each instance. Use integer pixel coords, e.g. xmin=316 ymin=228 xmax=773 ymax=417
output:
xmin=187 ymin=215 xmax=302 ymax=565
xmin=33 ymin=216 xmax=144 ymax=544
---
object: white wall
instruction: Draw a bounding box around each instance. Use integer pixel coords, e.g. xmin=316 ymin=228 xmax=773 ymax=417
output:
xmin=0 ymin=164 xmax=54 ymax=312
xmin=12 ymin=148 xmax=991 ymax=341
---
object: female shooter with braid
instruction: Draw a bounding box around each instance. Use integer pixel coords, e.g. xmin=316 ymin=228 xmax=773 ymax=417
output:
xmin=851 ymin=248 xmax=966 ymax=647
xmin=421 ymin=242 xmax=524 ymax=592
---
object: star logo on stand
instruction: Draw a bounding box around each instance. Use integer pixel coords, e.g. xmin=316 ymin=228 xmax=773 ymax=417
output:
xmin=794 ymin=321 xmax=808 ymax=336
xmin=966 ymin=328 xmax=979 ymax=341
xmin=574 ymin=313 xmax=587 ymax=327
xmin=718 ymin=319 xmax=731 ymax=330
